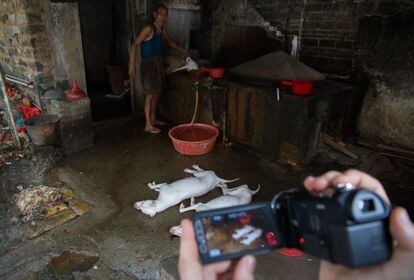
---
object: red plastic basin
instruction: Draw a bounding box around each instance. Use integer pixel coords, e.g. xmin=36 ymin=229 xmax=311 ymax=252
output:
xmin=168 ymin=123 xmax=219 ymax=156
xmin=280 ymin=80 xmax=313 ymax=95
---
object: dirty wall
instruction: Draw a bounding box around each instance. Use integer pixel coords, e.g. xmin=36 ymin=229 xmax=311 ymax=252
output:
xmin=0 ymin=0 xmax=87 ymax=95
xmin=47 ymin=2 xmax=87 ymax=91
xmin=355 ymin=4 xmax=414 ymax=150
xmin=201 ymin=0 xmax=414 ymax=151
xmin=0 ymin=0 xmax=53 ymax=98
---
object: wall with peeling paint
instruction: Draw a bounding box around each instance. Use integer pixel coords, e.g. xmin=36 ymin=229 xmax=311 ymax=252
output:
xmin=47 ymin=2 xmax=87 ymax=91
xmin=355 ymin=8 xmax=414 ymax=150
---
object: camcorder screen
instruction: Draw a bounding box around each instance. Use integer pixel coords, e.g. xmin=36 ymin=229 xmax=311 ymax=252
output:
xmin=194 ymin=203 xmax=282 ymax=263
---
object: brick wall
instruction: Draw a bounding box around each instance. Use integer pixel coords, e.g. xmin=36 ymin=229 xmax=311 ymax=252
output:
xmin=203 ymin=0 xmax=413 ymax=76
xmin=202 ymin=0 xmax=357 ymax=75
xmin=300 ymin=0 xmax=356 ymax=75
xmin=0 ymin=0 xmax=53 ymax=96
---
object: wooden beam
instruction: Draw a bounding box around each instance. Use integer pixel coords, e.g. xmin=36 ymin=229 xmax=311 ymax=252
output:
xmin=128 ymin=0 xmax=137 ymax=115
xmin=324 ymin=135 xmax=358 ymax=159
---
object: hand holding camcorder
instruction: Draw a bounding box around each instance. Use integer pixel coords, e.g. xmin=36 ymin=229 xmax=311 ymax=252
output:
xmin=193 ymin=184 xmax=391 ymax=268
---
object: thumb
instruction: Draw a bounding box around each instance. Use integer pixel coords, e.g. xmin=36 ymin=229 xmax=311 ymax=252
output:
xmin=390 ymin=207 xmax=414 ymax=251
xmin=233 ymin=256 xmax=256 ymax=280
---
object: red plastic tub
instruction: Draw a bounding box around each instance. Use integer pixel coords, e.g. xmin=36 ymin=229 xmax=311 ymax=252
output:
xmin=168 ymin=123 xmax=219 ymax=155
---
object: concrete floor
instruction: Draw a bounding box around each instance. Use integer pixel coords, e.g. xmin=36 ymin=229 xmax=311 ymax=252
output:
xmin=2 ymin=118 xmax=321 ymax=279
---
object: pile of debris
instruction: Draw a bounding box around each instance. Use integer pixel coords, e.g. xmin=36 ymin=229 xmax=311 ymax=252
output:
xmin=14 ymin=184 xmax=92 ymax=238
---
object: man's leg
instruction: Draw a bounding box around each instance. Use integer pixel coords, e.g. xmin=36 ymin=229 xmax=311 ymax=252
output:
xmin=151 ymin=93 xmax=166 ymax=126
xmin=144 ymin=94 xmax=160 ymax=133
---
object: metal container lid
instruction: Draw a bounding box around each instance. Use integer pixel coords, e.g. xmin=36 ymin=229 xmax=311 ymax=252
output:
xmin=44 ymin=89 xmax=65 ymax=100
xmin=229 ymin=51 xmax=325 ymax=83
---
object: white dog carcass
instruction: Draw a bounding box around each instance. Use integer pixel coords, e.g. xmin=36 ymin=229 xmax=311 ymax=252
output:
xmin=133 ymin=165 xmax=238 ymax=217
xmin=169 ymin=185 xmax=260 ymax=236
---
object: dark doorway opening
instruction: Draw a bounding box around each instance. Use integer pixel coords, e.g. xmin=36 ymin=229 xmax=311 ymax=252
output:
xmin=78 ymin=0 xmax=131 ymax=122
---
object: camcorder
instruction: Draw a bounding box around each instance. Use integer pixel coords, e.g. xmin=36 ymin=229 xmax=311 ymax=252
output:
xmin=193 ymin=184 xmax=392 ymax=268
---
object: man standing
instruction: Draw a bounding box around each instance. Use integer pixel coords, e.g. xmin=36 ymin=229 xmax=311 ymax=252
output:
xmin=129 ymin=4 xmax=184 ymax=134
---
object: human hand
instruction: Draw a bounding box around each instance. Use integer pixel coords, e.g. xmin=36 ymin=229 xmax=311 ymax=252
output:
xmin=178 ymin=46 xmax=188 ymax=57
xmin=178 ymin=219 xmax=256 ymax=280
xmin=304 ymin=169 xmax=414 ymax=280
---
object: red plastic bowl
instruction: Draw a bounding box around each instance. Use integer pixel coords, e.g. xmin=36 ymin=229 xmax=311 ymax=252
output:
xmin=200 ymin=67 xmax=224 ymax=79
xmin=168 ymin=123 xmax=219 ymax=155
xmin=281 ymin=80 xmax=313 ymax=95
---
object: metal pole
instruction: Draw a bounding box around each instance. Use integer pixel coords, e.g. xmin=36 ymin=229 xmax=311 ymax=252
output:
xmin=128 ymin=0 xmax=137 ymax=115
xmin=0 ymin=65 xmax=22 ymax=149
xmin=4 ymin=74 xmax=35 ymax=88
xmin=4 ymin=73 xmax=43 ymax=111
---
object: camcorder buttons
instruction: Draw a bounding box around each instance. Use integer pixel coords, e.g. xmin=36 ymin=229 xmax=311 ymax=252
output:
xmin=199 ymin=244 xmax=208 ymax=254
xmin=335 ymin=182 xmax=356 ymax=192
xmin=194 ymin=220 xmax=202 ymax=230
xmin=315 ymin=204 xmax=326 ymax=210
xmin=197 ymin=231 xmax=206 ymax=243
xmin=194 ymin=221 xmax=206 ymax=243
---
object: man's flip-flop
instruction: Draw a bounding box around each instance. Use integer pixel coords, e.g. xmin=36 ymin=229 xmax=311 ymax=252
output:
xmin=143 ymin=127 xmax=161 ymax=134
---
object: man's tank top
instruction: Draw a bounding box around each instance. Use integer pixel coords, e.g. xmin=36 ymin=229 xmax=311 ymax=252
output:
xmin=140 ymin=24 xmax=163 ymax=60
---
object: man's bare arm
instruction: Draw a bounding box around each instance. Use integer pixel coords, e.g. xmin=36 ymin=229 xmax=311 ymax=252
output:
xmin=129 ymin=25 xmax=152 ymax=76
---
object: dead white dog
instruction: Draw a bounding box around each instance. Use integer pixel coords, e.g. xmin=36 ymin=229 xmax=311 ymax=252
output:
xmin=179 ymin=185 xmax=260 ymax=212
xmin=134 ymin=165 xmax=237 ymax=217
xmin=232 ymin=225 xmax=263 ymax=245
xmin=240 ymin=228 xmax=263 ymax=246
xmin=232 ymin=225 xmax=255 ymax=240
xmin=169 ymin=185 xmax=260 ymax=236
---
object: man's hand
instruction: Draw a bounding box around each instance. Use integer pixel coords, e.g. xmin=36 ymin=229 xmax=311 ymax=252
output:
xmin=179 ymin=219 xmax=256 ymax=280
xmin=304 ymin=169 xmax=414 ymax=280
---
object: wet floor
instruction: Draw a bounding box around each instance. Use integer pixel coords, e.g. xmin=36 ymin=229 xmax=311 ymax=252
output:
xmin=51 ymin=118 xmax=319 ymax=279
xmin=2 ymin=117 xmax=413 ymax=279
xmin=0 ymin=117 xmax=319 ymax=279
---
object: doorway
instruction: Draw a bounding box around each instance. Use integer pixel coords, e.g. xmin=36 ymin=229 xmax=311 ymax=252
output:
xmin=78 ymin=0 xmax=131 ymax=122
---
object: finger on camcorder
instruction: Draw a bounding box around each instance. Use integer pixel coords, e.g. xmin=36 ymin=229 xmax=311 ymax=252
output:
xmin=304 ymin=170 xmax=342 ymax=191
xmin=390 ymin=207 xmax=414 ymax=251
xmin=205 ymin=260 xmax=232 ymax=277
xmin=381 ymin=207 xmax=414 ymax=280
xmin=233 ymin=256 xmax=256 ymax=280
xmin=330 ymin=169 xmax=389 ymax=203
xmin=180 ymin=219 xmax=198 ymax=257
xmin=179 ymin=219 xmax=200 ymax=277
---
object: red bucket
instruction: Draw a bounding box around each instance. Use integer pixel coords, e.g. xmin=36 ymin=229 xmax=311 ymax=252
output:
xmin=168 ymin=123 xmax=219 ymax=156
